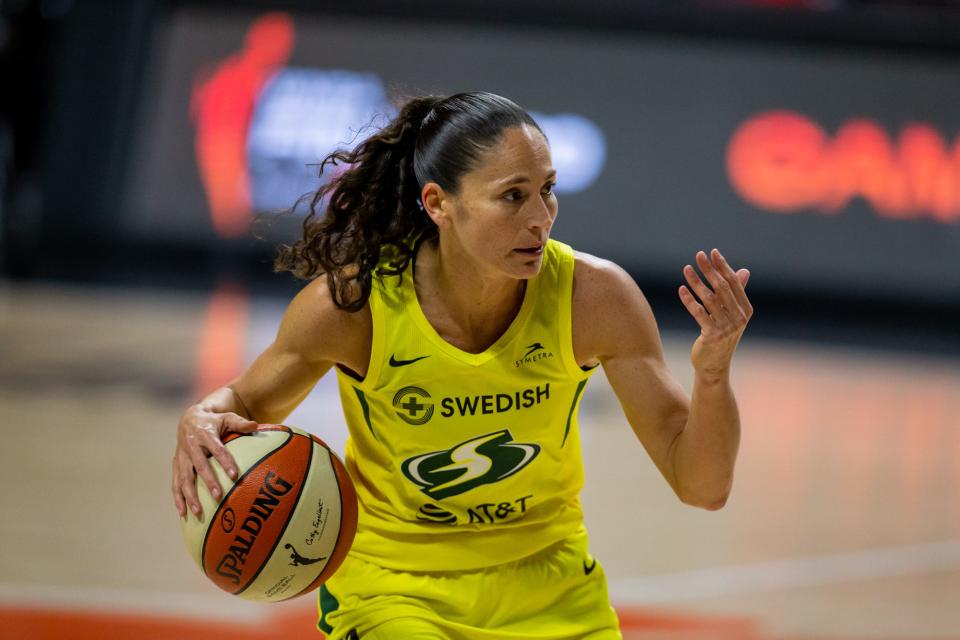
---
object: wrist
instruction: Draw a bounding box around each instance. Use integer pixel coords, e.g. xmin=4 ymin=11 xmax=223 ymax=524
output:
xmin=694 ymin=367 xmax=730 ymax=386
xmin=195 ymin=385 xmax=246 ymax=416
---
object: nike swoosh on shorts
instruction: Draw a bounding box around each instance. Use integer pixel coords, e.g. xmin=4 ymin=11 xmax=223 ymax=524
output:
xmin=584 ymin=557 xmax=597 ymax=575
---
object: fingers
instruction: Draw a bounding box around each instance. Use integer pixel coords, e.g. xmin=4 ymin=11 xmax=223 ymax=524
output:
xmin=206 ymin=436 xmax=238 ymax=486
xmin=710 ymin=250 xmax=753 ymax=318
xmin=737 ymin=268 xmax=751 ymax=289
xmin=678 ymin=285 xmax=713 ymax=331
xmin=683 ymin=262 xmax=725 ymax=324
xmin=175 ymin=450 xmax=203 ymax=517
xmin=695 ymin=251 xmax=740 ymax=322
xmin=217 ymin=413 xmax=259 ymax=480
xmin=682 ymin=250 xmax=754 ymax=330
xmin=172 ymin=456 xmax=187 ymax=519
xmin=174 ymin=430 xmax=239 ymax=519
xmin=224 ymin=413 xmax=259 ymax=434
xmin=186 ymin=434 xmax=225 ymax=511
xmin=173 ymin=404 xmax=257 ymax=520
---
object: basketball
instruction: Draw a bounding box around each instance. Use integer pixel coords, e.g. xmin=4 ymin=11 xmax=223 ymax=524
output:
xmin=180 ymin=424 xmax=357 ymax=602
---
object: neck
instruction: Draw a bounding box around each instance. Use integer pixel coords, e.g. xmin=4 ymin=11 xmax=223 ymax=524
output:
xmin=416 ymin=235 xmax=526 ymax=338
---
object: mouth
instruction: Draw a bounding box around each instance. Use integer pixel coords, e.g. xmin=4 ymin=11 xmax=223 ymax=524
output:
xmin=514 ymin=242 xmax=544 ymax=256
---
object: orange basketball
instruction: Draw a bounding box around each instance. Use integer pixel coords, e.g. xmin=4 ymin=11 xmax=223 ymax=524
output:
xmin=180 ymin=424 xmax=357 ymax=602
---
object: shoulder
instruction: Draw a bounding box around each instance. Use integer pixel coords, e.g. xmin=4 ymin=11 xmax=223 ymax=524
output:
xmin=571 ymin=250 xmax=661 ymax=362
xmin=571 ymin=250 xmax=638 ymax=308
xmin=277 ymin=273 xmax=372 ymax=368
xmin=571 ymin=250 xmax=651 ymax=328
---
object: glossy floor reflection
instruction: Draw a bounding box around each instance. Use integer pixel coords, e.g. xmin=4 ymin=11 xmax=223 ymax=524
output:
xmin=1 ymin=282 xmax=957 ymax=639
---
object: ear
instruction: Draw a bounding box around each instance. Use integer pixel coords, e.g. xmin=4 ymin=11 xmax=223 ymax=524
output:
xmin=421 ymin=182 xmax=451 ymax=230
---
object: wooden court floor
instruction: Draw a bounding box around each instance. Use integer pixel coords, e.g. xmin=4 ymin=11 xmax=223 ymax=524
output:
xmin=1 ymin=282 xmax=958 ymax=639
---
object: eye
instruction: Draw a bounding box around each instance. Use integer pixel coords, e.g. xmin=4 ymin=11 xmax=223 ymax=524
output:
xmin=503 ymin=189 xmax=524 ymax=202
xmin=542 ymin=182 xmax=557 ymax=195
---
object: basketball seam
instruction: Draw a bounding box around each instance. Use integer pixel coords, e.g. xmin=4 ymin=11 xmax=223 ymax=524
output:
xmin=222 ymin=423 xmax=284 ymax=445
xmin=234 ymin=431 xmax=315 ymax=598
xmin=199 ymin=425 xmax=293 ymax=587
xmin=293 ymin=446 xmax=345 ymax=598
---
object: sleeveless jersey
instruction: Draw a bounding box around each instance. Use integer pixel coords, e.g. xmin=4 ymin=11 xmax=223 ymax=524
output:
xmin=334 ymin=238 xmax=598 ymax=572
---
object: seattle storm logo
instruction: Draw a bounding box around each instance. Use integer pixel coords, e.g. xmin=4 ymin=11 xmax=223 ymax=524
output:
xmin=401 ymin=430 xmax=540 ymax=500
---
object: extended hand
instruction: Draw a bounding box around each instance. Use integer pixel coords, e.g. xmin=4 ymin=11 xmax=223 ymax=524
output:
xmin=678 ymin=249 xmax=753 ymax=377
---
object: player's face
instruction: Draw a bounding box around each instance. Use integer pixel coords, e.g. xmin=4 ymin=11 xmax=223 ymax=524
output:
xmin=445 ymin=124 xmax=558 ymax=279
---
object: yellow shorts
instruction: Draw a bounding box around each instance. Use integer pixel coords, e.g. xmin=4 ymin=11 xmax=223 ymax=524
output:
xmin=317 ymin=528 xmax=621 ymax=639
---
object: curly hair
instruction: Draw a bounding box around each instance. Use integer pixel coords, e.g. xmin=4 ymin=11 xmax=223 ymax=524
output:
xmin=273 ymin=92 xmax=543 ymax=311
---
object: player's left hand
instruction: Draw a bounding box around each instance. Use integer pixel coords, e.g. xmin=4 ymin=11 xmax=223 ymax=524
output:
xmin=678 ymin=249 xmax=753 ymax=377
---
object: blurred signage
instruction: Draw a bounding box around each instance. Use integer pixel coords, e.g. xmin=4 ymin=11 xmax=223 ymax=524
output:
xmin=191 ymin=13 xmax=607 ymax=239
xmin=124 ymin=9 xmax=960 ymax=303
xmin=727 ymin=110 xmax=960 ymax=223
xmin=190 ymin=12 xmax=295 ymax=237
xmin=246 ymin=69 xmax=392 ymax=214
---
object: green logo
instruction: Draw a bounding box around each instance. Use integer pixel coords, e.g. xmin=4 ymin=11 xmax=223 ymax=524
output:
xmin=393 ymin=386 xmax=435 ymax=425
xmin=401 ymin=430 xmax=540 ymax=500
xmin=416 ymin=504 xmax=457 ymax=525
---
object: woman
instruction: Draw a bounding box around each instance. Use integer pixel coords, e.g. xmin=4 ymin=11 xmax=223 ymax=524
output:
xmin=172 ymin=92 xmax=752 ymax=639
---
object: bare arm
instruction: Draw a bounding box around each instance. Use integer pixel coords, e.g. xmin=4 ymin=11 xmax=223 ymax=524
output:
xmin=672 ymin=249 xmax=752 ymax=507
xmin=573 ymin=250 xmax=751 ymax=509
xmin=172 ymin=275 xmax=370 ymax=518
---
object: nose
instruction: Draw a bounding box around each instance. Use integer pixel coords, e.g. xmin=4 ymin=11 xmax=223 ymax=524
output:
xmin=526 ymin=193 xmax=555 ymax=232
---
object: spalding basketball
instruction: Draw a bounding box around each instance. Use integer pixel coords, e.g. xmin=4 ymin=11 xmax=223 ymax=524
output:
xmin=180 ymin=424 xmax=357 ymax=602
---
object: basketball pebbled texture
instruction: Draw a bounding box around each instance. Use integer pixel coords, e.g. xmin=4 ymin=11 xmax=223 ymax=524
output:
xmin=180 ymin=424 xmax=357 ymax=602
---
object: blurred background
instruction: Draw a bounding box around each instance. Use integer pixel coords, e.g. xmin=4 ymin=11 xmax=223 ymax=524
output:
xmin=0 ymin=0 xmax=958 ymax=638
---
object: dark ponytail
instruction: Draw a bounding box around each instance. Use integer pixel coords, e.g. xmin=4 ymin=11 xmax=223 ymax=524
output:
xmin=274 ymin=92 xmax=542 ymax=312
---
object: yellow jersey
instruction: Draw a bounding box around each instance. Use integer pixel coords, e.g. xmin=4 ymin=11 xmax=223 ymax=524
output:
xmin=333 ymin=238 xmax=598 ymax=572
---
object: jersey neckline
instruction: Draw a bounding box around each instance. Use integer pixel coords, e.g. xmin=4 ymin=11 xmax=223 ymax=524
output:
xmin=402 ymin=236 xmax=542 ymax=367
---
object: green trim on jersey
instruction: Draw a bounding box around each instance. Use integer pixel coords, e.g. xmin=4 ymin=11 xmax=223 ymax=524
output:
xmin=318 ymin=584 xmax=340 ymax=633
xmin=562 ymin=379 xmax=589 ymax=448
xmin=351 ymin=387 xmax=378 ymax=442
xmin=333 ymin=238 xmax=598 ymax=572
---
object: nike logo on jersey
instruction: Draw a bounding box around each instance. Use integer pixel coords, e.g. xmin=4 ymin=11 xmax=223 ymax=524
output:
xmin=389 ymin=354 xmax=430 ymax=367
xmin=584 ymin=557 xmax=597 ymax=575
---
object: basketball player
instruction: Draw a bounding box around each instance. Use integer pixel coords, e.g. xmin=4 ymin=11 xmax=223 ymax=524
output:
xmin=172 ymin=92 xmax=752 ymax=639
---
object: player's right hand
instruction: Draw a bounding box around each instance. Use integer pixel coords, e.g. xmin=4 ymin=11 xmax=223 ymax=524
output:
xmin=173 ymin=404 xmax=259 ymax=519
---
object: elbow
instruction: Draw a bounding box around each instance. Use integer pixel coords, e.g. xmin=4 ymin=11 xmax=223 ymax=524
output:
xmin=703 ymin=494 xmax=729 ymax=511
xmin=679 ymin=490 xmax=730 ymax=511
